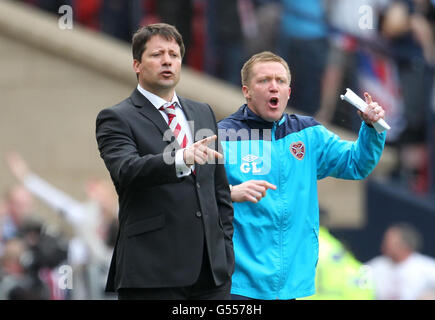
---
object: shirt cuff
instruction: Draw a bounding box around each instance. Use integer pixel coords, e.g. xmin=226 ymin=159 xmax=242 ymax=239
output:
xmin=175 ymin=149 xmax=192 ymax=178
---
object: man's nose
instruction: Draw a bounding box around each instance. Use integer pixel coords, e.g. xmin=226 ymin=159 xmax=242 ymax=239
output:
xmin=161 ymin=52 xmax=172 ymax=65
xmin=269 ymin=80 xmax=279 ymax=91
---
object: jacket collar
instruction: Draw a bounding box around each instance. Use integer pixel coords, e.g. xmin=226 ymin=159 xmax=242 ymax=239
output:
xmin=232 ymin=104 xmax=282 ymax=129
xmin=130 ymin=88 xmax=197 ymax=134
xmin=130 ymin=88 xmax=204 ymax=176
xmin=130 ymin=88 xmax=170 ymax=136
xmin=136 ymin=84 xmax=182 ymax=111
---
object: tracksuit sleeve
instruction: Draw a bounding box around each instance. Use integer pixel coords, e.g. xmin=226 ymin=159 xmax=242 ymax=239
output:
xmin=316 ymin=121 xmax=386 ymax=180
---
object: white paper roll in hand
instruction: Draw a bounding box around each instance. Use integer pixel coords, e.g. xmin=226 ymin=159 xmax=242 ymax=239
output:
xmin=340 ymin=88 xmax=391 ymax=133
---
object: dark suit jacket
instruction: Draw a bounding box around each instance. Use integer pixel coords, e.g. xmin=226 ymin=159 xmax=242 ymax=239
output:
xmin=96 ymin=89 xmax=234 ymax=292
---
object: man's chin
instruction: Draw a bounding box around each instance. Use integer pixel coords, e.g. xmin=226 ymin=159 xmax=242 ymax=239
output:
xmin=158 ymin=79 xmax=179 ymax=89
xmin=265 ymin=110 xmax=283 ymax=122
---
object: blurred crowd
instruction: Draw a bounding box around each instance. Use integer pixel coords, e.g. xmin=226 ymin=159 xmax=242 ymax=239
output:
xmin=305 ymin=220 xmax=435 ymax=300
xmin=0 ymin=152 xmax=118 ymax=299
xmin=21 ymin=0 xmax=435 ymax=195
xmin=2 ymin=0 xmax=434 ymax=300
xmin=2 ymin=153 xmax=435 ymax=300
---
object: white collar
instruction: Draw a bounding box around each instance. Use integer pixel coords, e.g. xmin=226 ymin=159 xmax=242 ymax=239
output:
xmin=136 ymin=84 xmax=181 ymax=110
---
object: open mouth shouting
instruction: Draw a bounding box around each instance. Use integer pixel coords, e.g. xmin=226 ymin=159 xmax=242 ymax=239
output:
xmin=268 ymin=97 xmax=279 ymax=108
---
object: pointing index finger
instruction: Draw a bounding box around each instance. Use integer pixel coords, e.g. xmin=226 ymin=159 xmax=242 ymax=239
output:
xmin=256 ymin=180 xmax=277 ymax=190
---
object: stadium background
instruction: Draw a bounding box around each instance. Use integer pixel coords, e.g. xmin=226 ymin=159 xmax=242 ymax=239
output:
xmin=0 ymin=0 xmax=433 ymax=300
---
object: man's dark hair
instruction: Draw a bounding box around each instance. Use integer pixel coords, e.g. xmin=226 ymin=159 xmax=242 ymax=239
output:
xmin=132 ymin=23 xmax=185 ymax=62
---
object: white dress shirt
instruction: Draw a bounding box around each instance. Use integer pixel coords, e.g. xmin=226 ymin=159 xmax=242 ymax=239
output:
xmin=137 ymin=84 xmax=193 ymax=177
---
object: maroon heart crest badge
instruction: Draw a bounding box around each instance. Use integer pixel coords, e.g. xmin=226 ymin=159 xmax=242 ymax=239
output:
xmin=290 ymin=142 xmax=305 ymax=160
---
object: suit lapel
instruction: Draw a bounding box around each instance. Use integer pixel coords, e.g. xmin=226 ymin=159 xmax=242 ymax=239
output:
xmin=130 ymin=89 xmax=170 ymax=137
xmin=131 ymin=90 xmax=209 ymax=177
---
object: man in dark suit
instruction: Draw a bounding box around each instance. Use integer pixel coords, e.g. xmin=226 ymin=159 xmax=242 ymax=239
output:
xmin=95 ymin=23 xmax=234 ymax=300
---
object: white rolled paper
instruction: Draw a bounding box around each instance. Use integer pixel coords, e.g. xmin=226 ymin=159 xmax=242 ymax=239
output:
xmin=340 ymin=88 xmax=391 ymax=133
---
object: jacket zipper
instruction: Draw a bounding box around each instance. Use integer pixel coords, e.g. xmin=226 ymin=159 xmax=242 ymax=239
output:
xmin=271 ymin=121 xmax=282 ymax=299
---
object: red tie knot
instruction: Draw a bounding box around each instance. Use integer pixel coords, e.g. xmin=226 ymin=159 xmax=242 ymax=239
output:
xmin=160 ymin=102 xmax=178 ymax=113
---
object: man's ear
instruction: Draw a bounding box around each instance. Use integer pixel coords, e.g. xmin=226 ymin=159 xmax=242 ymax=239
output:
xmin=288 ymin=87 xmax=291 ymax=100
xmin=242 ymin=85 xmax=250 ymax=100
xmin=133 ymin=59 xmax=140 ymax=74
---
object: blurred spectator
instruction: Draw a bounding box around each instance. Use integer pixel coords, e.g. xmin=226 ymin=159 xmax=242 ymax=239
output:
xmin=0 ymin=204 xmax=68 ymax=299
xmin=14 ymin=220 xmax=69 ymax=300
xmin=379 ymin=0 xmax=435 ymax=193
xmin=100 ymin=0 xmax=144 ymax=42
xmin=141 ymin=0 xmax=195 ymax=63
xmin=156 ymin=0 xmax=194 ymax=55
xmin=355 ymin=48 xmax=408 ymax=142
xmin=5 ymin=152 xmax=118 ymax=299
xmin=184 ymin=0 xmax=207 ymax=70
xmin=244 ymin=1 xmax=282 ymax=61
xmin=139 ymin=0 xmax=206 ymax=70
xmin=0 ymin=185 xmax=35 ymax=242
xmin=277 ymin=0 xmax=329 ymax=115
xmin=367 ymin=222 xmax=435 ymax=299
xmin=205 ymin=0 xmax=245 ymax=85
xmin=316 ymin=0 xmax=389 ymax=128
xmin=0 ymin=237 xmax=50 ymax=300
xmin=206 ymin=0 xmax=281 ymax=86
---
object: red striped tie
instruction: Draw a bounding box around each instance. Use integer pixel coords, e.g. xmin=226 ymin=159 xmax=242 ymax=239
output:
xmin=160 ymin=102 xmax=188 ymax=148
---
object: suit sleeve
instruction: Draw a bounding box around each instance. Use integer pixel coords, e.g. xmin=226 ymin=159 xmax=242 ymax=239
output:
xmin=316 ymin=121 xmax=386 ymax=180
xmin=96 ymin=107 xmax=180 ymax=188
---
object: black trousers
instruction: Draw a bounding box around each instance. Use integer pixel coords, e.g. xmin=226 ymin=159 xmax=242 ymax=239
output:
xmin=117 ymin=245 xmax=231 ymax=300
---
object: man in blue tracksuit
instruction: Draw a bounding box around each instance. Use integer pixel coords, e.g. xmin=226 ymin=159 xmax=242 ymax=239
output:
xmin=218 ymin=51 xmax=386 ymax=300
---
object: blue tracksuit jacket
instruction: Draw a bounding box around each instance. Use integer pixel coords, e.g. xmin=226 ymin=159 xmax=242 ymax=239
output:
xmin=218 ymin=104 xmax=386 ymax=299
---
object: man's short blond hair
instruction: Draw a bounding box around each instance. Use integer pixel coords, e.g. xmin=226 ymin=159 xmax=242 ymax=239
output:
xmin=241 ymin=51 xmax=291 ymax=86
